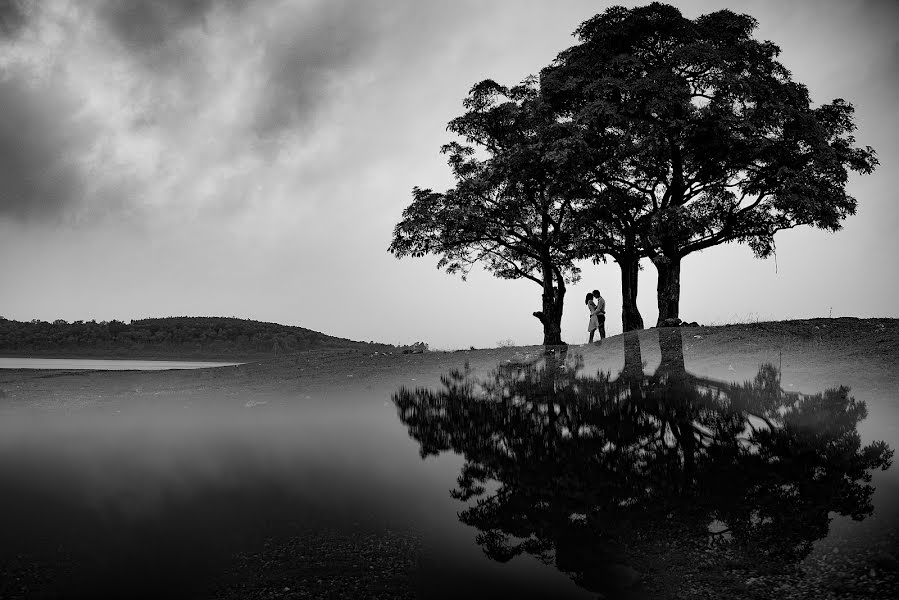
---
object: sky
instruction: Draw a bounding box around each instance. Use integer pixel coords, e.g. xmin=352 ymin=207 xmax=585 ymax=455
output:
xmin=0 ymin=0 xmax=896 ymax=350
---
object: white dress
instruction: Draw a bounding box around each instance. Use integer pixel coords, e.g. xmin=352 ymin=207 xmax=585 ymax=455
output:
xmin=587 ymin=299 xmax=598 ymax=332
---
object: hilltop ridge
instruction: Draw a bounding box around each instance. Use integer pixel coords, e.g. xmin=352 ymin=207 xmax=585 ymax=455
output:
xmin=0 ymin=316 xmax=393 ymax=361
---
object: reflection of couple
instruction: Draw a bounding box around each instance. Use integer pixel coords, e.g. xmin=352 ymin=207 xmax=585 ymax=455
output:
xmin=585 ymin=289 xmax=605 ymax=343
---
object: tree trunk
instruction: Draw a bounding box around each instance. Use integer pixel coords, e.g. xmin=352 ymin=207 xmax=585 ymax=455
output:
xmin=653 ymin=254 xmax=681 ymax=326
xmin=534 ymin=288 xmax=565 ymax=346
xmin=532 ymin=264 xmax=566 ymax=346
xmin=618 ymin=255 xmax=644 ymax=332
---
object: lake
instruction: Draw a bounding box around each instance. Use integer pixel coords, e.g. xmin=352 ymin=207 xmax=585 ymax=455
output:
xmin=0 ymin=357 xmax=243 ymax=370
xmin=0 ymin=328 xmax=896 ymax=598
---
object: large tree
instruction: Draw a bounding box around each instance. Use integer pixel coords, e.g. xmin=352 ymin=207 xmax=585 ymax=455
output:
xmin=542 ymin=3 xmax=878 ymax=325
xmin=389 ymin=79 xmax=593 ymax=345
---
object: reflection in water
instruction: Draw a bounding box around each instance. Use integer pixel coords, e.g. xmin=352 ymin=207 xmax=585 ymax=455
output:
xmin=393 ymin=329 xmax=894 ymax=595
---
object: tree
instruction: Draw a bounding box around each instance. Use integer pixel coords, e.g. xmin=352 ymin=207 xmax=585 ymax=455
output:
xmin=542 ymin=3 xmax=878 ymax=325
xmin=578 ymin=184 xmax=651 ymax=332
xmin=389 ymin=79 xmax=592 ymax=345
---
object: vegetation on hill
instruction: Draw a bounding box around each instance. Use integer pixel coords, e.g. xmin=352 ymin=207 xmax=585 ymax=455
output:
xmin=0 ymin=316 xmax=386 ymax=360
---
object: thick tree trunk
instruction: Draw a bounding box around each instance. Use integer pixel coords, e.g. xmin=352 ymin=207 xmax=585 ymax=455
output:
xmin=532 ymin=263 xmax=566 ymax=346
xmin=618 ymin=255 xmax=644 ymax=332
xmin=534 ymin=288 xmax=565 ymax=346
xmin=539 ymin=316 xmax=563 ymax=346
xmin=653 ymin=254 xmax=682 ymax=326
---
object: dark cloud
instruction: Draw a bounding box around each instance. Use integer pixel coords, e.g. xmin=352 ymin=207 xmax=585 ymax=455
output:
xmin=852 ymin=0 xmax=899 ymax=101
xmin=0 ymin=0 xmax=26 ymax=36
xmin=890 ymin=41 xmax=899 ymax=95
xmin=861 ymin=0 xmax=899 ymax=20
xmin=0 ymin=0 xmax=476 ymax=223
xmin=250 ymin=1 xmax=383 ymax=140
xmin=92 ymin=0 xmax=390 ymax=142
xmin=97 ymin=0 xmax=236 ymax=51
xmin=0 ymin=70 xmax=93 ymax=221
xmin=249 ymin=0 xmax=456 ymax=142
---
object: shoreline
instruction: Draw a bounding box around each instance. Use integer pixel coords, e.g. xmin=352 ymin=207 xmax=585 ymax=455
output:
xmin=1 ymin=316 xmax=895 ymax=362
xmin=2 ymin=317 xmax=896 ymax=411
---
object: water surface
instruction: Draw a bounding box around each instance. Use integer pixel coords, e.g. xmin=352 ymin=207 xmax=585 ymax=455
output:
xmin=0 ymin=357 xmax=243 ymax=370
xmin=0 ymin=329 xmax=895 ymax=599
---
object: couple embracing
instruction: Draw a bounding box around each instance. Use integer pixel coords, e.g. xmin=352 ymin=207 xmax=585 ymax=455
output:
xmin=585 ymin=289 xmax=605 ymax=343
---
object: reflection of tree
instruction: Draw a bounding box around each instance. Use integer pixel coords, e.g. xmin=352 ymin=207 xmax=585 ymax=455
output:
xmin=392 ymin=329 xmax=893 ymax=594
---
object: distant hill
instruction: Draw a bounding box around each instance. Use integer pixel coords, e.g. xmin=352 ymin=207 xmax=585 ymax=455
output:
xmin=0 ymin=316 xmax=390 ymax=360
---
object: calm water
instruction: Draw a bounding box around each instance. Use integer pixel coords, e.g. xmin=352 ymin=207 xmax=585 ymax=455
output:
xmin=0 ymin=358 xmax=243 ymax=370
xmin=0 ymin=329 xmax=896 ymax=599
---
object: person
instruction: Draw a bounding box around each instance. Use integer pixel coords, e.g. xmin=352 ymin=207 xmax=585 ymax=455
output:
xmin=592 ymin=289 xmax=606 ymax=341
xmin=586 ymin=293 xmax=599 ymax=343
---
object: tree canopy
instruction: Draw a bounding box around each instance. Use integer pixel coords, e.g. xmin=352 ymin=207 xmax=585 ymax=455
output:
xmin=541 ymin=2 xmax=877 ymax=325
xmin=389 ymin=79 xmax=596 ymax=345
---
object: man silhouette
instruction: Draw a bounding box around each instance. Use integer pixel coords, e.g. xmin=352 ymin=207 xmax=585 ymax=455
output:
xmin=591 ymin=290 xmax=606 ymax=341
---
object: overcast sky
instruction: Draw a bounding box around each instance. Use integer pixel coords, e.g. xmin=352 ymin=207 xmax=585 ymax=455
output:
xmin=0 ymin=0 xmax=896 ymax=349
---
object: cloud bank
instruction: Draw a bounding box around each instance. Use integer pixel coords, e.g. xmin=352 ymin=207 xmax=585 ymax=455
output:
xmin=0 ymin=0 xmax=455 ymax=224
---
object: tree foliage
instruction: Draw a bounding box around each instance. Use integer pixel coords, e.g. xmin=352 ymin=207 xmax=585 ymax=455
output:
xmin=541 ymin=2 xmax=878 ymax=323
xmin=389 ymin=79 xmax=596 ymax=345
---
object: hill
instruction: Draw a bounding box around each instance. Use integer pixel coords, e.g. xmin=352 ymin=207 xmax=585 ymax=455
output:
xmin=0 ymin=316 xmax=391 ymax=360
